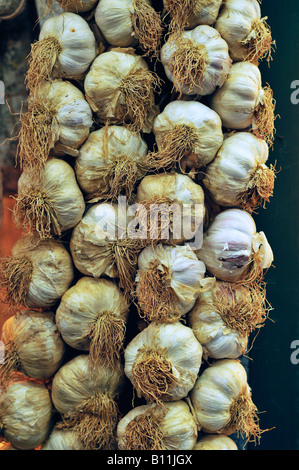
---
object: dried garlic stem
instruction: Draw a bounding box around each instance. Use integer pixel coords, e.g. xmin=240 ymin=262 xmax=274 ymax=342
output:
xmin=0 ymin=256 xmax=33 ymax=307
xmin=26 ymin=37 xmax=62 ymax=93
xmin=122 ymin=412 xmax=166 ymax=450
xmin=131 ymin=0 xmax=163 ymax=58
xmin=241 ymin=17 xmax=275 ymax=66
xmin=253 ymin=85 xmax=277 ymax=148
xmin=238 ymin=163 xmax=277 ymax=212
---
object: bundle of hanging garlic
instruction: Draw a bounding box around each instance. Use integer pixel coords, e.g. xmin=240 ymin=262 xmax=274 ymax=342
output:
xmin=215 ymin=0 xmax=275 ymax=65
xmin=135 ymin=243 xmax=214 ymax=324
xmin=197 ymin=208 xmax=273 ymax=285
xmin=0 ymin=310 xmax=65 ymax=387
xmin=14 ymin=158 xmax=85 ymax=240
xmin=189 ymin=281 xmax=270 ymax=359
xmin=26 ymin=12 xmax=97 ymax=93
xmin=134 ymin=172 xmax=205 ymax=245
xmin=210 ymin=62 xmax=276 ymax=147
xmin=190 ymin=359 xmax=266 ymax=445
xmin=51 ymin=354 xmax=124 ymax=450
xmin=41 ymin=426 xmax=84 ymax=450
xmin=56 ymin=277 xmax=129 ymax=367
xmin=117 ymin=401 xmax=198 ymax=450
xmin=0 ymin=235 xmax=74 ymax=309
xmin=163 ymin=0 xmax=223 ymax=33
xmin=161 ymin=25 xmax=232 ymax=97
xmin=95 ymin=0 xmax=163 ymax=58
xmin=124 ymin=322 xmax=202 ymax=404
xmin=193 ymin=435 xmax=238 ymax=450
xmin=75 ymin=125 xmax=149 ymax=202
xmin=202 ymin=132 xmax=276 ymax=212
xmin=18 ymin=79 xmax=93 ymax=174
xmin=150 ymin=100 xmax=223 ymax=171
xmin=84 ymin=48 xmax=161 ymax=133
xmin=0 ymin=376 xmax=53 ymax=450
xmin=51 ymin=0 xmax=98 ymax=13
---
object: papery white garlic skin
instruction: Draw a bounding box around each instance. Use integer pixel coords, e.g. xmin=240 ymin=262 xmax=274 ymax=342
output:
xmin=202 ymin=132 xmax=269 ymax=207
xmin=117 ymin=401 xmax=198 ymax=450
xmin=58 ymin=0 xmax=98 ymax=13
xmin=124 ymin=322 xmax=203 ymax=402
xmin=41 ymin=427 xmax=84 ymax=450
xmin=193 ymin=434 xmax=238 ymax=450
xmin=161 ymin=25 xmax=232 ymax=96
xmin=153 ymin=100 xmax=223 ymax=167
xmin=163 ymin=0 xmax=223 ymax=29
xmin=39 ymin=12 xmax=97 ymax=79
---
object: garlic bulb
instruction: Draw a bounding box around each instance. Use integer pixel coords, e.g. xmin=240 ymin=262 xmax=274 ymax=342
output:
xmin=150 ymin=100 xmax=223 ymax=170
xmin=202 ymin=132 xmax=276 ymax=212
xmin=56 ymin=277 xmax=129 ymax=367
xmin=135 ymin=172 xmax=205 ymax=246
xmin=161 ymin=25 xmax=232 ymax=97
xmin=18 ymin=79 xmax=93 ymax=174
xmin=190 ymin=359 xmax=264 ymax=444
xmin=124 ymin=322 xmax=203 ymax=404
xmin=42 ymin=426 xmax=84 ymax=450
xmin=189 ymin=281 xmax=270 ymax=359
xmin=0 ymin=310 xmax=65 ymax=386
xmin=26 ymin=12 xmax=97 ymax=92
xmin=14 ymin=158 xmax=85 ymax=240
xmin=117 ymin=401 xmax=198 ymax=450
xmin=0 ymin=235 xmax=74 ymax=309
xmin=84 ymin=48 xmax=160 ymax=133
xmin=0 ymin=376 xmax=52 ymax=450
xmin=54 ymin=0 xmax=98 ymax=13
xmin=210 ymin=62 xmax=276 ymax=147
xmin=163 ymin=0 xmax=223 ymax=32
xmin=194 ymin=434 xmax=238 ymax=450
xmin=197 ymin=208 xmax=273 ymax=284
xmin=135 ymin=243 xmax=215 ymax=323
xmin=215 ymin=0 xmax=274 ymax=65
xmin=75 ymin=125 xmax=148 ymax=202
xmin=95 ymin=0 xmax=163 ymax=57
xmin=51 ymin=354 xmax=124 ymax=450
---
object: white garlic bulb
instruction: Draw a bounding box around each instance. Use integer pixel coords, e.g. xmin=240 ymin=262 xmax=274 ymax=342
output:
xmin=56 ymin=277 xmax=129 ymax=367
xmin=190 ymin=359 xmax=264 ymax=444
xmin=161 ymin=25 xmax=232 ymax=97
xmin=202 ymin=132 xmax=276 ymax=212
xmin=117 ymin=401 xmax=198 ymax=450
xmin=95 ymin=0 xmax=163 ymax=57
xmin=84 ymin=48 xmax=160 ymax=133
xmin=18 ymin=79 xmax=93 ymax=173
xmin=75 ymin=125 xmax=148 ymax=202
xmin=210 ymin=62 xmax=276 ymax=147
xmin=41 ymin=426 xmax=84 ymax=450
xmin=0 ymin=376 xmax=53 ymax=450
xmin=51 ymin=354 xmax=124 ymax=450
xmin=55 ymin=0 xmax=98 ymax=13
xmin=215 ymin=0 xmax=274 ymax=65
xmin=151 ymin=100 xmax=223 ymax=170
xmin=163 ymin=0 xmax=223 ymax=32
xmin=194 ymin=434 xmax=238 ymax=450
xmin=135 ymin=243 xmax=214 ymax=323
xmin=124 ymin=322 xmax=203 ymax=404
xmin=15 ymin=158 xmax=85 ymax=239
xmin=0 ymin=235 xmax=74 ymax=309
xmin=197 ymin=208 xmax=273 ymax=284
xmin=0 ymin=310 xmax=65 ymax=385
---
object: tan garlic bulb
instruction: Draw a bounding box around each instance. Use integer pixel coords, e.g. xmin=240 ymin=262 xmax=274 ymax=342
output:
xmin=0 ymin=235 xmax=74 ymax=309
xmin=51 ymin=354 xmax=124 ymax=450
xmin=161 ymin=25 xmax=232 ymax=97
xmin=202 ymin=132 xmax=276 ymax=212
xmin=163 ymin=0 xmax=223 ymax=33
xmin=0 ymin=310 xmax=65 ymax=386
xmin=26 ymin=12 xmax=97 ymax=93
xmin=190 ymin=359 xmax=264 ymax=444
xmin=150 ymin=100 xmax=223 ymax=170
xmin=56 ymin=277 xmax=129 ymax=367
xmin=189 ymin=281 xmax=270 ymax=359
xmin=0 ymin=376 xmax=53 ymax=450
xmin=41 ymin=426 xmax=84 ymax=450
xmin=215 ymin=0 xmax=274 ymax=65
xmin=14 ymin=158 xmax=85 ymax=240
xmin=84 ymin=48 xmax=161 ymax=133
xmin=135 ymin=172 xmax=205 ymax=246
xmin=117 ymin=401 xmax=198 ymax=450
xmin=124 ymin=322 xmax=203 ymax=404
xmin=135 ymin=243 xmax=214 ymax=324
xmin=75 ymin=125 xmax=149 ymax=202
xmin=18 ymin=79 xmax=93 ymax=174
xmin=194 ymin=434 xmax=238 ymax=450
xmin=197 ymin=208 xmax=273 ymax=284
xmin=55 ymin=0 xmax=98 ymax=13
xmin=95 ymin=0 xmax=163 ymax=57
xmin=210 ymin=62 xmax=276 ymax=147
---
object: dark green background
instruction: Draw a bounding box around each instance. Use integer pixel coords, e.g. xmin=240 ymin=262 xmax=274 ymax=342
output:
xmin=248 ymin=0 xmax=299 ymax=451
